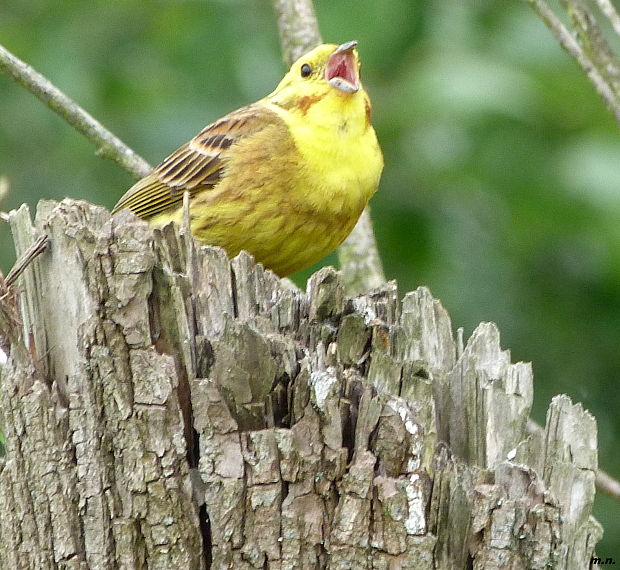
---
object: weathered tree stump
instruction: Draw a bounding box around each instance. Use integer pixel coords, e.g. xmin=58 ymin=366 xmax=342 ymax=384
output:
xmin=0 ymin=199 xmax=601 ymax=569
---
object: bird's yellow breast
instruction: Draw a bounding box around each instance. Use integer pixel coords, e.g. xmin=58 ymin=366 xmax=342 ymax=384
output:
xmin=244 ymin=91 xmax=382 ymax=275
xmin=267 ymin=89 xmax=382 ymax=221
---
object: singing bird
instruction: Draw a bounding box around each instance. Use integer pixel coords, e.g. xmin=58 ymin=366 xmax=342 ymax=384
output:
xmin=113 ymin=41 xmax=383 ymax=276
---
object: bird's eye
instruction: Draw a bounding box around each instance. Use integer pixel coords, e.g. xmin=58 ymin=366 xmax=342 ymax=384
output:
xmin=300 ymin=63 xmax=312 ymax=78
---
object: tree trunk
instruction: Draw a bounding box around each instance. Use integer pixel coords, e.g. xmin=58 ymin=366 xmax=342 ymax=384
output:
xmin=0 ymin=199 xmax=601 ymax=569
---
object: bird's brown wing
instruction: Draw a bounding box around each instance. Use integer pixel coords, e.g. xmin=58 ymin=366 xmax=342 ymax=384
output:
xmin=112 ymin=104 xmax=274 ymax=219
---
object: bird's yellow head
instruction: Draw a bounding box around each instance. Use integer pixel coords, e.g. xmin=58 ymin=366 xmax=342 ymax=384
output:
xmin=269 ymin=41 xmax=364 ymax=111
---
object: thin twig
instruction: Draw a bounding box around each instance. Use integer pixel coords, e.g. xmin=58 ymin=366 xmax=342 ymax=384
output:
xmin=0 ymin=176 xmax=9 ymax=223
xmin=596 ymin=0 xmax=620 ymax=39
xmin=527 ymin=0 xmax=620 ymax=126
xmin=527 ymin=419 xmax=620 ymax=503
xmin=5 ymin=234 xmax=49 ymax=287
xmin=0 ymin=176 xmax=8 ymax=204
xmin=271 ymin=0 xmax=322 ymax=63
xmin=0 ymin=43 xmax=152 ymax=179
xmin=561 ymin=0 xmax=620 ymax=96
xmin=339 ymin=209 xmax=385 ymax=294
xmin=596 ymin=469 xmax=620 ymax=502
xmin=271 ymin=0 xmax=386 ymax=293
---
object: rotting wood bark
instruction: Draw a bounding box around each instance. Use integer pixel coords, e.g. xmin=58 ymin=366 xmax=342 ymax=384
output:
xmin=0 ymin=199 xmax=601 ymax=569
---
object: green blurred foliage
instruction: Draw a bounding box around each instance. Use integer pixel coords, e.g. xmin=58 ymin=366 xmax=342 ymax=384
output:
xmin=1 ymin=0 xmax=619 ymax=554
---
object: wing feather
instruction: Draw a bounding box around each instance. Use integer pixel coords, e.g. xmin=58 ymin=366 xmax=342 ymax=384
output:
xmin=112 ymin=104 xmax=275 ymax=219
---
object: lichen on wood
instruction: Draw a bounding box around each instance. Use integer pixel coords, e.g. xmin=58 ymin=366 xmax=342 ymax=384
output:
xmin=0 ymin=199 xmax=601 ymax=569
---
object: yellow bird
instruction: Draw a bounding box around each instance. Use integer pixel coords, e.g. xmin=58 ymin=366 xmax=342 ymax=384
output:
xmin=113 ymin=41 xmax=383 ymax=277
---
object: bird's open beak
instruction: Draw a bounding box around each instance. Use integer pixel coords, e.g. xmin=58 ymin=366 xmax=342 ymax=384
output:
xmin=326 ymin=41 xmax=359 ymax=94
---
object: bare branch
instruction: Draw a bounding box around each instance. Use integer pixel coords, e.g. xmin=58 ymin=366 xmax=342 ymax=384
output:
xmin=339 ymin=209 xmax=386 ymax=295
xmin=561 ymin=0 xmax=620 ymax=95
xmin=0 ymin=176 xmax=8 ymax=204
xmin=596 ymin=468 xmax=620 ymax=502
xmin=0 ymin=176 xmax=9 ymax=223
xmin=596 ymin=0 xmax=620 ymax=38
xmin=527 ymin=0 xmax=620 ymax=126
xmin=271 ymin=0 xmax=386 ymax=293
xmin=0 ymin=43 xmax=152 ymax=179
xmin=271 ymin=0 xmax=322 ymax=63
